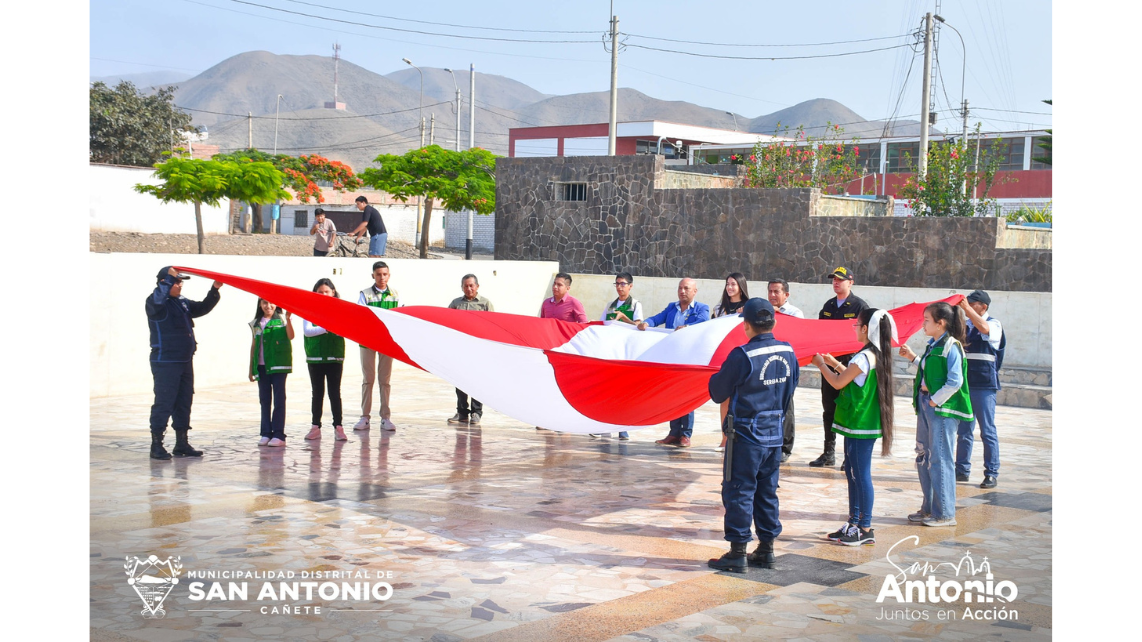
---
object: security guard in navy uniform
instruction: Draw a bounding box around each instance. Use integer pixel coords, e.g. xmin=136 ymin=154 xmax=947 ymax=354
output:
xmin=812 ymin=266 xmax=868 ymax=467
xmin=708 ymin=298 xmax=800 ymax=572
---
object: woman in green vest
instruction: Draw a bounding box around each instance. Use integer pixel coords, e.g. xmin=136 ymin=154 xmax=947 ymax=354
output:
xmin=303 ymin=279 xmax=347 ymax=442
xmin=899 ymin=302 xmax=972 ymax=528
xmin=812 ymin=308 xmax=897 ymax=546
xmin=249 ymin=298 xmax=294 ymax=447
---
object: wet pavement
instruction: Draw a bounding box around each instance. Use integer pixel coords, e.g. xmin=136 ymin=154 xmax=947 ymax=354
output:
xmin=91 ymin=362 xmax=1051 ymax=640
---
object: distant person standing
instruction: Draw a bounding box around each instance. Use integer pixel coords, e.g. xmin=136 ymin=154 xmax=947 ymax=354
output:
xmin=768 ymin=278 xmax=805 ymax=462
xmin=310 ymin=208 xmax=337 ymax=256
xmin=145 ymin=267 xmax=222 ymax=460
xmin=811 ymin=267 xmax=868 ymax=467
xmin=350 ymin=196 xmax=388 ymax=257
xmin=448 ymin=274 xmax=495 ymax=426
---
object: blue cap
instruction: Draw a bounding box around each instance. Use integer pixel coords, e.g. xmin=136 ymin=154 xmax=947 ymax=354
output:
xmin=743 ymin=297 xmax=775 ymax=324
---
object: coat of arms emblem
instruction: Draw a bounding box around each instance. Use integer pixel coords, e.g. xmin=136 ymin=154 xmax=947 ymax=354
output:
xmin=124 ymin=555 xmax=182 ymax=618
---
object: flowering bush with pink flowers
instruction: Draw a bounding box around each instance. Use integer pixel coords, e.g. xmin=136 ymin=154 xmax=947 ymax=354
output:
xmin=743 ymin=123 xmax=862 ymax=193
xmin=897 ymin=128 xmax=1010 ymax=217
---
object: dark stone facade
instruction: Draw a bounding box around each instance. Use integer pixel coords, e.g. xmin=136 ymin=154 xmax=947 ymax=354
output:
xmin=494 ymin=155 xmax=1051 ymax=292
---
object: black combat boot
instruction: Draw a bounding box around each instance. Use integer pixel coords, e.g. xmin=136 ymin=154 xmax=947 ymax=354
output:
xmin=150 ymin=432 xmax=172 ymax=460
xmin=172 ymin=428 xmax=203 ymax=457
xmin=707 ymin=542 xmax=748 ymax=573
xmin=809 ymin=443 xmax=835 ymax=467
xmin=748 ymin=539 xmax=776 ymax=568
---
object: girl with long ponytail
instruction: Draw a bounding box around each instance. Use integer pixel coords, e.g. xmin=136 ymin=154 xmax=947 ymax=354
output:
xmin=811 ymin=307 xmax=896 ymax=546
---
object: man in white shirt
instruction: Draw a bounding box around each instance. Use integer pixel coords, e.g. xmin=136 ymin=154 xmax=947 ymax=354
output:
xmin=768 ymin=278 xmax=804 ymax=462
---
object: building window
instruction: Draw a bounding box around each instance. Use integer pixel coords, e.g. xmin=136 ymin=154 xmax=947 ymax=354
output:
xmin=846 ymin=144 xmax=882 ymax=174
xmin=555 ymin=182 xmax=588 ymax=201
xmin=294 ymin=210 xmax=308 ymax=228
xmin=886 ymin=142 xmax=920 ymax=173
xmin=1030 ymin=135 xmax=1051 ymax=170
xmin=979 ymin=139 xmax=1024 ymax=172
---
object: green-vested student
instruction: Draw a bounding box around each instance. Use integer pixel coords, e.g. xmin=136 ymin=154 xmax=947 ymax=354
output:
xmin=249 ymin=297 xmax=294 ymax=447
xmin=303 ymin=278 xmax=346 ymax=442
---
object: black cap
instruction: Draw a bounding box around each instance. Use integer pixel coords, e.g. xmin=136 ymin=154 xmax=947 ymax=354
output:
xmin=966 ymin=289 xmax=991 ymax=306
xmin=743 ymin=297 xmax=775 ymax=324
xmin=157 ymin=266 xmax=191 ymax=284
xmin=827 ymin=266 xmax=854 ymax=281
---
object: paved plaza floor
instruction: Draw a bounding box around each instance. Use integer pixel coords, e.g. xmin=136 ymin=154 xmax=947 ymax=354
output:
xmin=90 ymin=363 xmax=1051 ymax=640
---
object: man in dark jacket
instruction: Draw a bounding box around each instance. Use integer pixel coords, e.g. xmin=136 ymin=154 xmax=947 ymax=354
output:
xmin=812 ymin=267 xmax=868 ymax=467
xmin=707 ymin=298 xmax=799 ymax=573
xmin=145 ymin=267 xmax=222 ymax=460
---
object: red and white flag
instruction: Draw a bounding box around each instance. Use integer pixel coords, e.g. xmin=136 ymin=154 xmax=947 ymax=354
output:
xmin=178 ymin=267 xmax=959 ymax=433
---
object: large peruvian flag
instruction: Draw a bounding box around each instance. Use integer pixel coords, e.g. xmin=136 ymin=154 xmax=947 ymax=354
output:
xmin=177 ymin=267 xmax=959 ymax=433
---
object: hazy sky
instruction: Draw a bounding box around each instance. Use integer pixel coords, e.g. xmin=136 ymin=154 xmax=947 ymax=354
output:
xmin=90 ymin=0 xmax=1051 ymax=131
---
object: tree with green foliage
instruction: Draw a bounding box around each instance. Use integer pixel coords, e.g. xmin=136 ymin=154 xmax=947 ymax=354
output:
xmin=212 ymin=149 xmax=364 ymax=232
xmin=135 ymin=156 xmax=288 ymax=253
xmin=1036 ymin=99 xmax=1052 ymax=166
xmin=361 ymin=145 xmax=497 ymax=258
xmin=90 ymin=81 xmax=193 ymax=167
xmin=897 ymin=130 xmax=1007 ymax=217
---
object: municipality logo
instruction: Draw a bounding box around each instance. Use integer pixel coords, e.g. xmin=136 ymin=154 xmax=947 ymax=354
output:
xmin=125 ymin=555 xmax=183 ymax=619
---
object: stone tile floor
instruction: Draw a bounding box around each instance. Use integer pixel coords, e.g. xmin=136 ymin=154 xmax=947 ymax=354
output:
xmin=91 ymin=363 xmax=1051 ymax=640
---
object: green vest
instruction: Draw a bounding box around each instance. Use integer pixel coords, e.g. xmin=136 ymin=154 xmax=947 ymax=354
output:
xmin=361 ymin=286 xmax=399 ymax=309
xmin=250 ymin=317 xmax=293 ymax=379
xmin=833 ymin=349 xmax=882 ymax=439
xmin=606 ymin=296 xmax=638 ymax=321
xmin=912 ymin=335 xmax=974 ymax=421
xmin=304 ymin=329 xmax=345 ymax=363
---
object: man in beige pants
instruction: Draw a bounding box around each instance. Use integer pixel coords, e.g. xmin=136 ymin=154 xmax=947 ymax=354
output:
xmin=356 ymin=261 xmax=398 ymax=432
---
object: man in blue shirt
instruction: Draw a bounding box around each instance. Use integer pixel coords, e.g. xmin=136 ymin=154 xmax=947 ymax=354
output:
xmin=637 ymin=278 xmax=710 ymax=447
xmin=707 ymin=298 xmax=799 ymax=572
xmin=145 ymin=267 xmax=223 ymax=460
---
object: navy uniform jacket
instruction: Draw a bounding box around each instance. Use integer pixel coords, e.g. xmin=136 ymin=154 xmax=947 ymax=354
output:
xmin=145 ymin=275 xmax=221 ymax=363
xmin=708 ymin=333 xmax=800 ymax=447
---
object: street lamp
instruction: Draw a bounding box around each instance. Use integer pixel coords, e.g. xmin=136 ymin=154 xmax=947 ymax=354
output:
xmin=934 ymin=15 xmax=967 ymax=141
xmin=443 ymin=68 xmax=461 ymax=152
xmin=725 ymin=111 xmax=739 ymax=132
xmin=273 ymin=94 xmax=283 ymax=155
xmin=402 ymin=58 xmax=424 ymax=147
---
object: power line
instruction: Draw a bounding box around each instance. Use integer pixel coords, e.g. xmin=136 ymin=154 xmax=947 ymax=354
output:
xmin=622 ymin=41 xmax=913 ymax=61
xmin=621 ymin=32 xmax=912 ymax=48
xmin=176 ymin=101 xmax=450 ymax=120
xmin=280 ymin=0 xmax=597 ymax=34
xmin=973 ymin=107 xmax=1052 ymax=116
xmin=620 ymin=63 xmax=791 ymax=109
xmin=228 ymin=0 xmax=598 ymax=44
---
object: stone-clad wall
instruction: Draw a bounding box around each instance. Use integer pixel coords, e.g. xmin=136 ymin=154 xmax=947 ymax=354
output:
xmin=494 ymin=155 xmax=1052 ymax=292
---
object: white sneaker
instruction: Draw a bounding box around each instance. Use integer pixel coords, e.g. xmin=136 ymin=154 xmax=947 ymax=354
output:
xmin=304 ymin=426 xmax=322 ymax=440
xmin=381 ymin=419 xmax=397 ymax=432
xmin=922 ymin=516 xmax=957 ymax=527
xmin=353 ymin=417 xmax=370 ymax=431
xmin=267 ymin=438 xmax=286 ymax=447
xmin=258 ymin=437 xmax=270 ymax=446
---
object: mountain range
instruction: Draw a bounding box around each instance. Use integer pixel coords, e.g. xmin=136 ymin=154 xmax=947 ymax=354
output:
xmin=137 ymin=51 xmax=928 ymax=172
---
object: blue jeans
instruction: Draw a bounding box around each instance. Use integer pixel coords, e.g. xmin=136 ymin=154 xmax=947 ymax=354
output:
xmin=257 ymin=366 xmax=288 ymax=440
xmin=722 ymin=441 xmax=782 ymax=543
xmin=369 ymin=233 xmax=388 ymax=256
xmin=669 ymin=412 xmax=695 ymax=438
xmin=915 ymin=392 xmax=957 ymax=520
xmin=956 ymin=388 xmax=999 ymax=478
xmin=843 ymin=436 xmax=877 ymax=529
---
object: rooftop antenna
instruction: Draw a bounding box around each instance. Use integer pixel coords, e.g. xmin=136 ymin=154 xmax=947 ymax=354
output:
xmin=325 ymin=43 xmax=346 ymax=110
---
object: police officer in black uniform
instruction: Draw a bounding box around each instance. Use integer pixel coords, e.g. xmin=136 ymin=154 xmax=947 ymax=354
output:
xmin=707 ymin=298 xmax=800 ymax=572
xmin=145 ymin=267 xmax=222 ymax=460
xmin=811 ymin=267 xmax=868 ymax=468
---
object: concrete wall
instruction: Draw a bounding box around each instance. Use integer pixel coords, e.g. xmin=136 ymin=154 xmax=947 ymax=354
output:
xmin=568 ymin=274 xmax=1050 ymax=370
xmin=494 ymin=155 xmax=1052 ymax=292
xmin=89 ymin=164 xmax=229 ymax=235
xmin=815 ymin=195 xmax=895 ymax=218
xmin=90 ymin=253 xmax=560 ymax=398
xmin=445 ymin=211 xmax=496 ymax=253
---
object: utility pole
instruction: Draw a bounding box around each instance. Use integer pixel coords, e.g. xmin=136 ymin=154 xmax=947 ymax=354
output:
xmin=454 ymin=85 xmax=461 ymax=151
xmin=420 ymin=116 xmax=425 ymax=147
xmin=248 ymin=112 xmax=253 ymax=149
xmin=469 ymin=64 xmax=475 ymax=150
xmin=918 ymin=12 xmax=934 ymax=178
xmin=607 ymin=12 xmax=619 ymax=156
xmin=961 ymin=98 xmax=970 ymax=197
xmin=430 ymin=113 xmax=435 ymax=146
xmin=466 ymin=64 xmax=476 ymax=260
